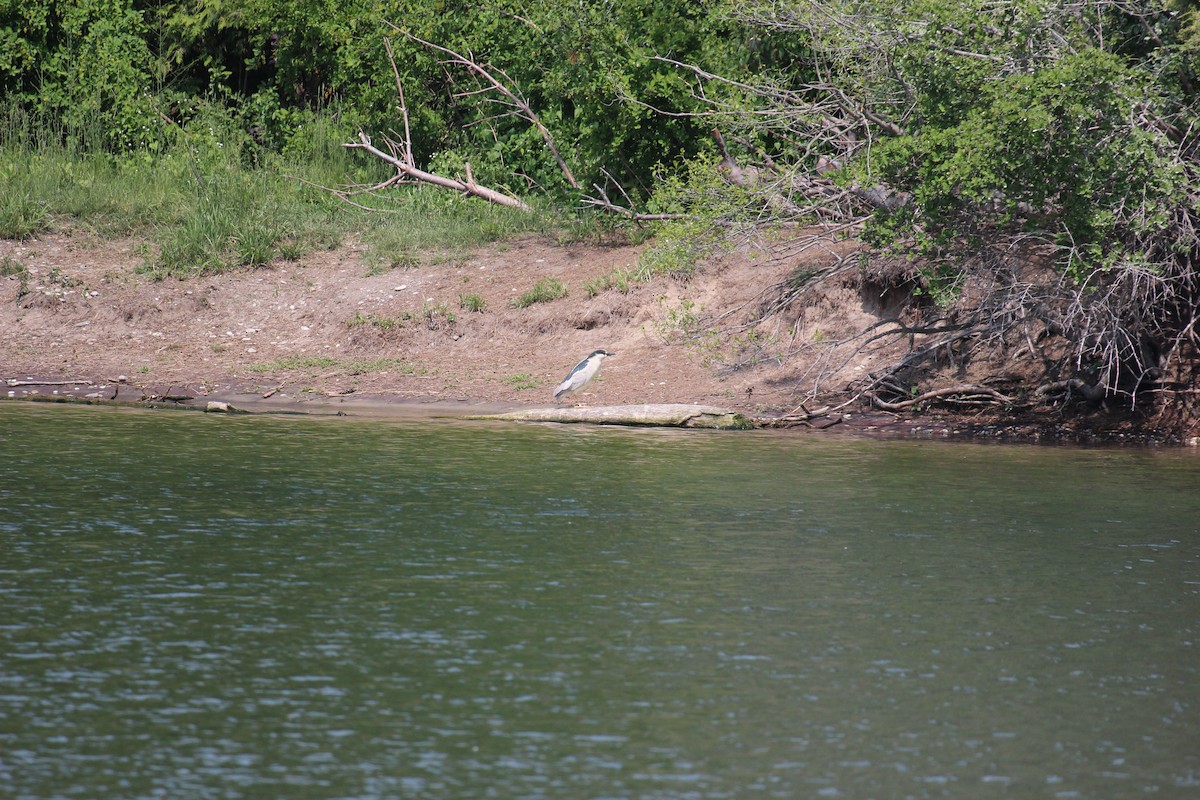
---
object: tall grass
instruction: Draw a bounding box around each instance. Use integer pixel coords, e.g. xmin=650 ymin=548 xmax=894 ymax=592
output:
xmin=0 ymin=101 xmax=560 ymax=275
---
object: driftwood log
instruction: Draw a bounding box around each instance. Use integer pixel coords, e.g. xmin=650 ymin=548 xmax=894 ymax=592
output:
xmin=476 ymin=403 xmax=756 ymax=429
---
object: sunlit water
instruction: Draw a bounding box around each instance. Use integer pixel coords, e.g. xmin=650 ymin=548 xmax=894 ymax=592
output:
xmin=1 ymin=402 xmax=1198 ymax=799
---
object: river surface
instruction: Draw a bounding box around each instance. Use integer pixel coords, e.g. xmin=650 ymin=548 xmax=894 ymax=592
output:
xmin=1 ymin=402 xmax=1198 ymax=799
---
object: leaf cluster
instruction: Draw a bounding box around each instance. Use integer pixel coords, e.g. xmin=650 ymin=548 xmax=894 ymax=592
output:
xmin=1 ymin=0 xmax=755 ymax=196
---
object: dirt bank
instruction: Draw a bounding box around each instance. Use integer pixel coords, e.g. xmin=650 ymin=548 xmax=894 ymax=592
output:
xmin=2 ymin=229 xmax=1195 ymax=444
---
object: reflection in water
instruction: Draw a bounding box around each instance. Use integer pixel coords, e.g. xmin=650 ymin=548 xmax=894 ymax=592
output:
xmin=1 ymin=403 xmax=1198 ymax=798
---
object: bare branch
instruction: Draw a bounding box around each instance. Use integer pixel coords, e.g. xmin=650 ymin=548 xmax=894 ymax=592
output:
xmin=388 ymin=23 xmax=582 ymax=191
xmin=382 ymin=37 xmax=413 ymax=165
xmin=344 ymin=132 xmax=530 ymax=210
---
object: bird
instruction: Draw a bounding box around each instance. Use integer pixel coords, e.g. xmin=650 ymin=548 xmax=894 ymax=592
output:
xmin=554 ymin=349 xmax=614 ymax=404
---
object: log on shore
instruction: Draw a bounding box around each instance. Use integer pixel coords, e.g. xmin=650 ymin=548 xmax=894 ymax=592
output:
xmin=475 ymin=404 xmax=756 ymax=429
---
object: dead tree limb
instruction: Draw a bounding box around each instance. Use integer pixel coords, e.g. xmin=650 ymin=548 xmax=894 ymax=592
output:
xmin=334 ymin=27 xmax=679 ymax=220
xmin=388 ymin=24 xmax=582 ymax=192
xmin=867 ymin=384 xmax=1013 ymax=411
xmin=382 ymin=36 xmax=414 ymax=165
xmin=343 ymin=132 xmax=531 ymax=210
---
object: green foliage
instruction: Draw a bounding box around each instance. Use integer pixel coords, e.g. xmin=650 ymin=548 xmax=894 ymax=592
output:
xmin=147 ymin=168 xmax=289 ymax=277
xmin=1 ymin=255 xmax=28 ymax=277
xmin=458 ymin=292 xmax=486 ymax=312
xmin=503 ymin=372 xmax=540 ymax=390
xmin=637 ymin=222 xmax=725 ymax=280
xmin=0 ymin=189 xmax=49 ymax=240
xmin=824 ymin=2 xmax=1192 ymax=286
xmin=347 ymin=310 xmax=413 ymax=330
xmin=359 ymin=0 xmax=753 ymax=194
xmin=246 ymin=355 xmax=339 ymax=372
xmin=654 ymin=297 xmax=704 ymax=341
xmin=246 ymin=355 xmax=416 ymax=375
xmin=2 ymin=0 xmax=757 ymax=195
xmin=510 ymin=277 xmax=568 ymax=308
xmin=584 ymin=267 xmax=636 ymax=296
xmin=633 ymin=153 xmax=776 ymax=279
xmin=345 ymin=356 xmax=417 ymax=375
xmin=3 ymin=0 xmax=164 ymax=150
xmin=360 ymin=188 xmax=550 ymax=266
xmin=0 ymin=99 xmax=560 ymax=274
xmin=419 ymin=300 xmax=457 ymax=329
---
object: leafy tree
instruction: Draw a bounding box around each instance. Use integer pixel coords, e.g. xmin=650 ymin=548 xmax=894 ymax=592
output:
xmin=2 ymin=0 xmax=161 ymax=148
xmin=711 ymin=0 xmax=1200 ymax=403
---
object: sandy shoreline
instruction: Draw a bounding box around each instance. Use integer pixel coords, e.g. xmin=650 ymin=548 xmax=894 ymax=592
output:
xmin=3 ymin=231 xmax=1196 ymax=446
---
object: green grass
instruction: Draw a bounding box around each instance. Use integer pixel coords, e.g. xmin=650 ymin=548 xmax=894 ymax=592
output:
xmin=344 ymin=357 xmax=418 ymax=375
xmin=246 ymin=356 xmax=340 ymax=373
xmin=420 ymin=301 xmax=457 ymax=329
xmin=246 ymin=355 xmax=418 ymax=375
xmin=1 ymin=255 xmax=27 ymax=277
xmin=347 ymin=310 xmax=413 ymax=330
xmin=503 ymin=372 xmax=540 ymax=390
xmin=458 ymin=292 xmax=486 ymax=312
xmin=361 ymin=190 xmax=552 ymax=271
xmin=584 ymin=266 xmax=638 ymax=296
xmin=1 ymin=254 xmax=31 ymax=300
xmin=0 ymin=101 xmax=566 ymax=276
xmin=510 ymin=276 xmax=568 ymax=308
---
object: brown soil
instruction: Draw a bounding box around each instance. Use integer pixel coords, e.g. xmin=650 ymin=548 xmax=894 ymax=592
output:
xmin=2 ymin=229 xmax=1195 ymax=445
xmin=0 ymin=230 xmax=857 ymax=407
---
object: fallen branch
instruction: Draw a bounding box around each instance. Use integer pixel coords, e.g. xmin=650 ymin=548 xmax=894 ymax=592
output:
xmin=343 ymin=132 xmax=531 ymax=210
xmin=6 ymin=378 xmax=94 ymax=387
xmin=335 ymin=26 xmax=683 ymax=220
xmin=868 ymin=384 xmax=1013 ymax=411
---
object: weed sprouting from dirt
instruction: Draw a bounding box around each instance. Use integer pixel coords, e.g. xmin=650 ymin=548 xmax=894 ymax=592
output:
xmin=459 ymin=292 xmax=486 ymax=312
xmin=503 ymin=372 xmax=540 ymax=390
xmin=510 ymin=277 xmax=568 ymax=308
xmin=347 ymin=310 xmax=413 ymax=330
xmin=584 ymin=267 xmax=636 ymax=296
xmin=247 ymin=356 xmax=340 ymax=372
xmin=246 ymin=355 xmax=419 ymax=376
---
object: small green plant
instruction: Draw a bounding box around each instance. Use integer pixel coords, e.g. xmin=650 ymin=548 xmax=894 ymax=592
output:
xmin=503 ymin=372 xmax=540 ymax=390
xmin=347 ymin=310 xmax=412 ymax=330
xmin=655 ymin=298 xmax=704 ymax=342
xmin=345 ymin=357 xmax=416 ymax=375
xmin=278 ymin=240 xmax=304 ymax=261
xmin=510 ymin=276 xmax=568 ymax=308
xmin=246 ymin=355 xmax=339 ymax=373
xmin=583 ymin=267 xmax=635 ymax=297
xmin=47 ymin=267 xmax=84 ymax=288
xmin=458 ymin=292 xmax=486 ymax=312
xmin=422 ymin=301 xmax=457 ymax=329
xmin=0 ymin=255 xmax=27 ymax=277
xmin=0 ymin=190 xmax=48 ymax=240
xmin=246 ymin=355 xmax=419 ymax=376
xmin=365 ymin=252 xmax=421 ymax=276
xmin=654 ymin=297 xmax=727 ymax=366
xmin=4 ymin=256 xmax=31 ymax=301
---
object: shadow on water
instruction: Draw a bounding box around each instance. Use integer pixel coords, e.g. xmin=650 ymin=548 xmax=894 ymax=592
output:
xmin=1 ymin=403 xmax=1198 ymax=798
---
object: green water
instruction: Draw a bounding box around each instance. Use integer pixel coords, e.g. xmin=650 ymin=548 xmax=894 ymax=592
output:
xmin=1 ymin=402 xmax=1198 ymax=799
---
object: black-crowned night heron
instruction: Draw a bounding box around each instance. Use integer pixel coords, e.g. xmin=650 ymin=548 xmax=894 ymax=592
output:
xmin=554 ymin=349 xmax=614 ymax=403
